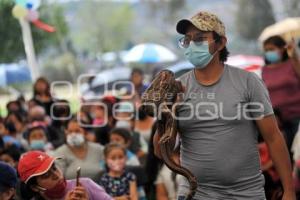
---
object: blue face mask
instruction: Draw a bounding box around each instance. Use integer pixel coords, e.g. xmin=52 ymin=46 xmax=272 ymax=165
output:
xmin=30 ymin=140 xmax=46 ymax=150
xmin=184 ymin=41 xmax=214 ymax=69
xmin=265 ymin=51 xmax=281 ymax=63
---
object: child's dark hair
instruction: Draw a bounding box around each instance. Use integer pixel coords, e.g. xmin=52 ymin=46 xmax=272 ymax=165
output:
xmin=24 ymin=125 xmax=47 ymax=140
xmin=0 ymin=145 xmax=21 ymax=162
xmin=104 ymin=143 xmax=126 ymax=158
xmin=67 ymin=115 xmax=91 ymax=133
xmin=109 ymin=128 xmax=132 ymax=144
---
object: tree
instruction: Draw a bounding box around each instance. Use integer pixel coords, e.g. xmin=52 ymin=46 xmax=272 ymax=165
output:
xmin=72 ymin=1 xmax=134 ymax=54
xmin=236 ymin=0 xmax=275 ymax=40
xmin=0 ymin=0 xmax=24 ymax=62
xmin=0 ymin=0 xmax=69 ymax=63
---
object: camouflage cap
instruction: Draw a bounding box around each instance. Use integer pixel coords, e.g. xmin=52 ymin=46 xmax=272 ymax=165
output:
xmin=176 ymin=11 xmax=226 ymax=37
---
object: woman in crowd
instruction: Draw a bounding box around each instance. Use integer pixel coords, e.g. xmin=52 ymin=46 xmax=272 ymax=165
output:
xmin=53 ymin=118 xmax=105 ymax=182
xmin=5 ymin=112 xmax=26 ymax=136
xmin=18 ymin=150 xmax=112 ymax=200
xmin=2 ymin=119 xmax=24 ymax=150
xmin=262 ymin=36 xmax=300 ymax=153
xmin=3 ymin=112 xmax=27 ymax=150
xmin=6 ymin=100 xmax=27 ymax=117
xmin=32 ymin=77 xmax=55 ymax=116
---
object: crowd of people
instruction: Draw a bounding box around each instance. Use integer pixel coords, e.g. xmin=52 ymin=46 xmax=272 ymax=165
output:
xmin=0 ymin=68 xmax=178 ymax=200
xmin=0 ymin=10 xmax=300 ymax=200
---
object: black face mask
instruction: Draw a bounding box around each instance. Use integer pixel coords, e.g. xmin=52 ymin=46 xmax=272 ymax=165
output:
xmin=5 ymin=122 xmax=16 ymax=134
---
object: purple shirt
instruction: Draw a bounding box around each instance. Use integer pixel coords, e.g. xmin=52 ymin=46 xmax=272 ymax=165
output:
xmin=64 ymin=177 xmax=113 ymax=200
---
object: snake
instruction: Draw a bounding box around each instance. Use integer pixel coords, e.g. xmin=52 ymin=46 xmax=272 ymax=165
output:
xmin=140 ymin=70 xmax=197 ymax=200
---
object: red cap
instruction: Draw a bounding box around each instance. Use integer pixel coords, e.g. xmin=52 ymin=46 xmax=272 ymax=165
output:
xmin=18 ymin=151 xmax=59 ymax=183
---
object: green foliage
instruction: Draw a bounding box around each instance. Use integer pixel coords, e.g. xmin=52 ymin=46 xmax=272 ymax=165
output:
xmin=236 ymin=0 xmax=275 ymax=40
xmin=0 ymin=0 xmax=24 ymax=62
xmin=0 ymin=0 xmax=69 ymax=62
xmin=37 ymin=3 xmax=69 ymax=52
xmin=72 ymin=1 xmax=134 ymax=54
xmin=41 ymin=52 xmax=81 ymax=82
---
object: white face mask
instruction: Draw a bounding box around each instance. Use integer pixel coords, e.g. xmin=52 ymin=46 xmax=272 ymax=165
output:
xmin=115 ymin=120 xmax=131 ymax=130
xmin=106 ymin=158 xmax=126 ymax=172
xmin=67 ymin=133 xmax=85 ymax=147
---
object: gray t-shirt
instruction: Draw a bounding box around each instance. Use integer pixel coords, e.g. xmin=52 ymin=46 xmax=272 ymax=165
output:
xmin=176 ymin=65 xmax=273 ymax=199
xmin=53 ymin=142 xmax=104 ymax=182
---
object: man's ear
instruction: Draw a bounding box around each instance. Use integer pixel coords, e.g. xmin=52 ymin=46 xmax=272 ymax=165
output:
xmin=218 ymin=37 xmax=227 ymax=52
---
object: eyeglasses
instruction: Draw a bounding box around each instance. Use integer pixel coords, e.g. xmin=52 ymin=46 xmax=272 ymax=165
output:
xmin=178 ymin=35 xmax=211 ymax=48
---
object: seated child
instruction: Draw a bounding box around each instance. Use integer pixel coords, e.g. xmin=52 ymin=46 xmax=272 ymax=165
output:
xmin=109 ymin=128 xmax=140 ymax=166
xmin=24 ymin=123 xmax=53 ymax=152
xmin=99 ymin=143 xmax=138 ymax=200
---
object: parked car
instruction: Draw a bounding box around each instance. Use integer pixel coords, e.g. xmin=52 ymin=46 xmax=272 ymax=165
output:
xmin=80 ymin=55 xmax=264 ymax=99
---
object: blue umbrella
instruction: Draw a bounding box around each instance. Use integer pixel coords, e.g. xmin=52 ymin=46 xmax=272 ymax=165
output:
xmin=0 ymin=63 xmax=32 ymax=87
xmin=123 ymin=43 xmax=177 ymax=64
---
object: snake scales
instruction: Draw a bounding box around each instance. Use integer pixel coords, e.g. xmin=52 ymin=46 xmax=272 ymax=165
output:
xmin=141 ymin=70 xmax=197 ymax=200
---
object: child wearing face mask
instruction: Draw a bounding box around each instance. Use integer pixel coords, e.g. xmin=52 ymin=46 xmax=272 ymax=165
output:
xmin=24 ymin=123 xmax=53 ymax=152
xmin=99 ymin=143 xmax=138 ymax=200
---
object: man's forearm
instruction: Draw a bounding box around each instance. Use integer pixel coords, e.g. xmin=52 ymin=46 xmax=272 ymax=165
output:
xmin=266 ymin=131 xmax=295 ymax=193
